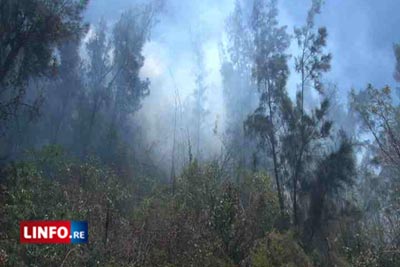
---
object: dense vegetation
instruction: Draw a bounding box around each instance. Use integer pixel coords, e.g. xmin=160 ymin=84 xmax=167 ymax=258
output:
xmin=0 ymin=0 xmax=399 ymax=266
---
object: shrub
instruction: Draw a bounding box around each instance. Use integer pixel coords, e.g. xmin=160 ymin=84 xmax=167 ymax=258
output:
xmin=250 ymin=231 xmax=313 ymax=267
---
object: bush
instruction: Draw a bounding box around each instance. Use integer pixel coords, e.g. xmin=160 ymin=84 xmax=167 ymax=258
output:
xmin=0 ymin=146 xmax=131 ymax=266
xmin=249 ymin=231 xmax=313 ymax=267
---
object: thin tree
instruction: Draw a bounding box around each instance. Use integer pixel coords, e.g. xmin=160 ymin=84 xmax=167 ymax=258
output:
xmin=245 ymin=0 xmax=290 ymax=216
xmin=191 ymin=34 xmax=208 ymax=160
xmin=290 ymin=0 xmax=331 ymax=225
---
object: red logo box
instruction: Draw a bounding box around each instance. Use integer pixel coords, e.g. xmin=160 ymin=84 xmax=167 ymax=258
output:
xmin=20 ymin=221 xmax=71 ymax=244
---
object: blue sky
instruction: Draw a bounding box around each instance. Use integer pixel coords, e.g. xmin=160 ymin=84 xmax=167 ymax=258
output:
xmin=84 ymin=0 xmax=400 ymax=99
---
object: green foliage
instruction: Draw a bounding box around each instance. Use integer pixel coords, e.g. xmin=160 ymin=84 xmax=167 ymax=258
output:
xmin=0 ymin=146 xmax=131 ymax=266
xmin=112 ymin=7 xmax=152 ymax=115
xmin=0 ymin=0 xmax=88 ymax=122
xmin=240 ymin=172 xmax=280 ymax=231
xmin=245 ymin=0 xmax=290 ymax=216
xmin=1 ymin=161 xmax=70 ymax=266
xmin=176 ymin=160 xmax=220 ymax=213
xmin=250 ymin=231 xmax=313 ymax=267
xmin=351 ymin=84 xmax=400 ymax=266
xmin=0 ymin=139 xmax=364 ymax=267
xmin=299 ymin=136 xmax=355 ymax=236
xmin=349 ymin=80 xmax=400 ymax=266
xmin=130 ymin=195 xmax=234 ymax=267
xmin=285 ymin=0 xmax=332 ymax=227
xmin=211 ymin=183 xmax=240 ymax=246
xmin=2 ymin=0 xmax=400 ymax=266
xmin=351 ymin=84 xmax=400 ymax=168
xmin=281 ymin=93 xmax=335 ymax=225
xmin=294 ymin=0 xmax=331 ymax=94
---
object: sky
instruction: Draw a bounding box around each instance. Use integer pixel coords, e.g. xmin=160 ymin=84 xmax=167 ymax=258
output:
xmin=82 ymin=0 xmax=400 ymax=166
xmin=84 ymin=0 xmax=400 ymax=89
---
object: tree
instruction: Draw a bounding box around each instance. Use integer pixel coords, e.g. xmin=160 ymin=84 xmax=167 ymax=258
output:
xmin=82 ymin=19 xmax=112 ymax=154
xmin=191 ymin=36 xmax=208 ymax=160
xmin=307 ymin=138 xmax=355 ymax=239
xmin=245 ymin=0 xmax=290 ymax=216
xmin=222 ymin=0 xmax=258 ymax=181
xmin=112 ymin=7 xmax=153 ymax=120
xmin=351 ymin=85 xmax=400 ymax=169
xmin=282 ymin=97 xmax=334 ymax=226
xmin=287 ymin=0 xmax=331 ymax=225
xmin=100 ymin=5 xmax=156 ymax=164
xmin=48 ymin=40 xmax=84 ymax=144
xmin=294 ymin=0 xmax=331 ymax=111
xmin=351 ymin=49 xmax=400 ymax=263
xmin=0 ymin=0 xmax=88 ymax=122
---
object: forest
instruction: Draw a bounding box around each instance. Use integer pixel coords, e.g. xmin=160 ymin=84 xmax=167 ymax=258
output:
xmin=0 ymin=0 xmax=400 ymax=266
